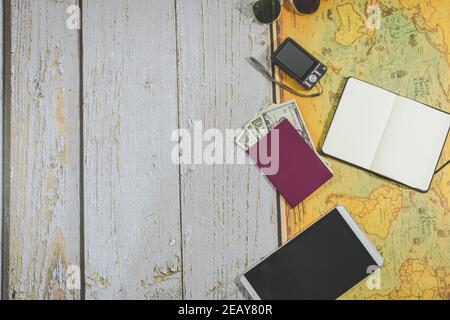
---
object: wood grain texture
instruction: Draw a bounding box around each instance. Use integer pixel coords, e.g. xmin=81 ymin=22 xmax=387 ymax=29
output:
xmin=176 ymin=0 xmax=279 ymax=299
xmin=4 ymin=0 xmax=81 ymax=299
xmin=82 ymin=0 xmax=182 ymax=299
xmin=0 ymin=0 xmax=3 ymax=299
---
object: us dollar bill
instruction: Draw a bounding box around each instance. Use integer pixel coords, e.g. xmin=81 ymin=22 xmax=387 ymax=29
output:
xmin=235 ymin=116 xmax=269 ymax=150
xmin=250 ymin=115 xmax=269 ymax=138
xmin=235 ymin=100 xmax=329 ymax=169
xmin=235 ymin=126 xmax=258 ymax=150
xmin=261 ymin=100 xmax=315 ymax=149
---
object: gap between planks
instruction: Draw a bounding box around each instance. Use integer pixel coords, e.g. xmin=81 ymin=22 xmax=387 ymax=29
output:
xmin=0 ymin=0 xmax=282 ymax=300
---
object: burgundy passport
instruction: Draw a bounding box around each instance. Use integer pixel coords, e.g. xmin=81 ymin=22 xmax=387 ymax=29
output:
xmin=248 ymin=119 xmax=333 ymax=208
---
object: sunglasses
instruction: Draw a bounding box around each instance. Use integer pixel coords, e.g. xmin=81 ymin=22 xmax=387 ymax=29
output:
xmin=252 ymin=0 xmax=320 ymax=24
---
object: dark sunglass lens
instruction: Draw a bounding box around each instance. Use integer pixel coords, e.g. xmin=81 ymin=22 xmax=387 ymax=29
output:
xmin=253 ymin=0 xmax=282 ymax=24
xmin=292 ymin=0 xmax=320 ymax=14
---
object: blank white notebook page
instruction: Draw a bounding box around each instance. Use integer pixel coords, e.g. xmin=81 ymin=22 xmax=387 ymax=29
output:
xmin=323 ymin=78 xmax=397 ymax=169
xmin=371 ymin=96 xmax=450 ymax=191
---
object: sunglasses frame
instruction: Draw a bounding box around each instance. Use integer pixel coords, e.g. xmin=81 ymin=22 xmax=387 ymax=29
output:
xmin=250 ymin=0 xmax=319 ymax=25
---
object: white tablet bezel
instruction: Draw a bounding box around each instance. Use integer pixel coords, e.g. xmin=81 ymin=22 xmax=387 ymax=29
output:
xmin=240 ymin=275 xmax=261 ymax=300
xmin=239 ymin=205 xmax=384 ymax=300
xmin=335 ymin=205 xmax=384 ymax=268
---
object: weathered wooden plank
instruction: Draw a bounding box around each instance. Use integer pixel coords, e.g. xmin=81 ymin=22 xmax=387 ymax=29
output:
xmin=4 ymin=0 xmax=81 ymax=299
xmin=0 ymin=0 xmax=3 ymax=299
xmin=83 ymin=0 xmax=182 ymax=299
xmin=176 ymin=0 xmax=279 ymax=299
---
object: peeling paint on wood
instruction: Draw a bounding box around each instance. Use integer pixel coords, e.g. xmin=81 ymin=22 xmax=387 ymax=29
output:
xmin=176 ymin=0 xmax=278 ymax=299
xmin=0 ymin=0 xmax=3 ymax=299
xmin=82 ymin=0 xmax=182 ymax=300
xmin=5 ymin=0 xmax=81 ymax=300
xmin=3 ymin=0 xmax=279 ymax=300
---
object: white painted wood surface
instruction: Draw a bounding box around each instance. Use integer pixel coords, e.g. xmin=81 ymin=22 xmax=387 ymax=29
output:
xmin=176 ymin=0 xmax=278 ymax=299
xmin=2 ymin=0 xmax=279 ymax=299
xmin=4 ymin=0 xmax=81 ymax=299
xmin=82 ymin=0 xmax=182 ymax=300
xmin=0 ymin=0 xmax=3 ymax=299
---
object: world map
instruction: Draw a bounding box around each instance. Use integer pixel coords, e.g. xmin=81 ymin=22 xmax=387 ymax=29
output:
xmin=275 ymin=0 xmax=450 ymax=299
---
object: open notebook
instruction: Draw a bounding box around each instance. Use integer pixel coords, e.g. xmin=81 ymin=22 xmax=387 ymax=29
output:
xmin=323 ymin=77 xmax=450 ymax=192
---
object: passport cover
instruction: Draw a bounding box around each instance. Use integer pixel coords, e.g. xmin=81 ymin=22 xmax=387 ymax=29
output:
xmin=248 ymin=119 xmax=333 ymax=208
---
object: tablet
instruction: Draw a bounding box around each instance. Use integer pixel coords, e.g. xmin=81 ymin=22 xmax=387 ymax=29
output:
xmin=240 ymin=206 xmax=384 ymax=300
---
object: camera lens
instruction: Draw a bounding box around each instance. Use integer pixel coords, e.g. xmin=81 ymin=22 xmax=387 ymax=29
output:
xmin=252 ymin=0 xmax=282 ymax=24
xmin=292 ymin=0 xmax=321 ymax=14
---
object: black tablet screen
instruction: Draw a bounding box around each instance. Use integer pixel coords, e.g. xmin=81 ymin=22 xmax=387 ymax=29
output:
xmin=244 ymin=208 xmax=379 ymax=300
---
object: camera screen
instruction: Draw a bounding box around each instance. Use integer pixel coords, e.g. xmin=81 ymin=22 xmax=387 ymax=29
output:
xmin=274 ymin=41 xmax=316 ymax=78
